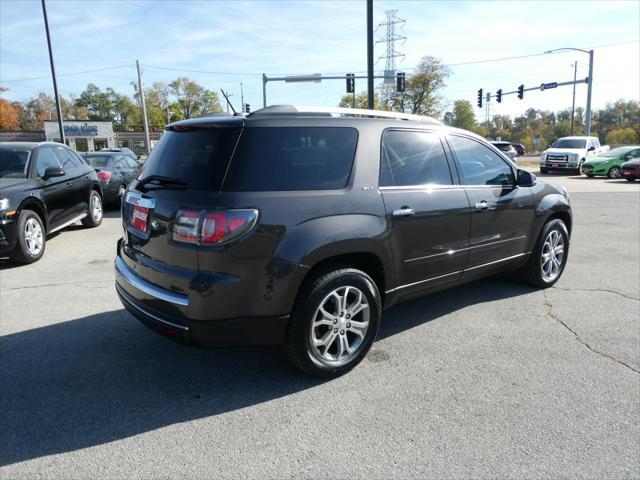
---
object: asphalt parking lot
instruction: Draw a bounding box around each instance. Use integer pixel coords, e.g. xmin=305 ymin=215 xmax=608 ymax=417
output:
xmin=1 ymin=174 xmax=639 ymax=479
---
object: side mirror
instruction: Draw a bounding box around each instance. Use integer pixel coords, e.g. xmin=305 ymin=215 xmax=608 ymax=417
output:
xmin=517 ymin=169 xmax=536 ymax=187
xmin=43 ymin=166 xmax=65 ymax=179
xmin=588 ymin=146 xmax=596 ymax=151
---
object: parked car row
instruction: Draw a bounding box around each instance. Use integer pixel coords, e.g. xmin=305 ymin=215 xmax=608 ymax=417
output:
xmin=582 ymin=146 xmax=640 ymax=180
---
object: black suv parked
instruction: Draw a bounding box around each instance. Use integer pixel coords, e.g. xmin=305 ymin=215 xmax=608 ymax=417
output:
xmin=115 ymin=106 xmax=572 ymax=377
xmin=0 ymin=142 xmax=103 ymax=264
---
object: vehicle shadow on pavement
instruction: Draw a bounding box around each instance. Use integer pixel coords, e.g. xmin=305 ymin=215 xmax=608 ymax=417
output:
xmin=0 ymin=275 xmax=534 ymax=466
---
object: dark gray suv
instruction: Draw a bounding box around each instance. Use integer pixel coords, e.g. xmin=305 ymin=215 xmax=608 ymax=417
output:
xmin=115 ymin=106 xmax=572 ymax=377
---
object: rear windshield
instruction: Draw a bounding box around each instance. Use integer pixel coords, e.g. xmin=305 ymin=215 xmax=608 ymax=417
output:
xmin=84 ymin=155 xmax=113 ymax=168
xmin=141 ymin=127 xmax=241 ymax=190
xmin=223 ymin=127 xmax=358 ymax=191
xmin=0 ymin=147 xmax=30 ymax=178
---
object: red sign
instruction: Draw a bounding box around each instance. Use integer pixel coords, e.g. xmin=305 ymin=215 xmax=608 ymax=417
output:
xmin=131 ymin=205 xmax=150 ymax=232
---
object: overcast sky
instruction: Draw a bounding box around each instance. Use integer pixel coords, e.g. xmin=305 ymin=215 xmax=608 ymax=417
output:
xmin=1 ymin=0 xmax=638 ymax=119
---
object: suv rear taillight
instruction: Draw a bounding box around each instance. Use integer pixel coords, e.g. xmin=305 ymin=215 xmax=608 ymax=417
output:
xmin=96 ymin=171 xmax=112 ymax=182
xmin=173 ymin=209 xmax=258 ymax=246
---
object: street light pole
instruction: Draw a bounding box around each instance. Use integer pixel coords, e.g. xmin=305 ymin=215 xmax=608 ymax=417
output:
xmin=585 ymin=49 xmax=594 ymax=136
xmin=41 ymin=0 xmax=65 ymax=144
xmin=545 ymin=47 xmax=594 ymax=136
xmin=570 ymin=61 xmax=577 ymax=135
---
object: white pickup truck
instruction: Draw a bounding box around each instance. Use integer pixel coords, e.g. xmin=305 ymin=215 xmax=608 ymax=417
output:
xmin=540 ymin=136 xmax=609 ymax=175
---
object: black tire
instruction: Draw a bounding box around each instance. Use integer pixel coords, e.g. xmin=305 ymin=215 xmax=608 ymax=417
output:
xmin=520 ymin=219 xmax=569 ymax=289
xmin=82 ymin=190 xmax=103 ymax=228
xmin=608 ymin=166 xmax=621 ymax=179
xmin=10 ymin=210 xmax=46 ymax=264
xmin=283 ymin=267 xmax=382 ymax=378
xmin=540 ymin=168 xmax=548 ymax=174
xmin=574 ymin=159 xmax=585 ymax=176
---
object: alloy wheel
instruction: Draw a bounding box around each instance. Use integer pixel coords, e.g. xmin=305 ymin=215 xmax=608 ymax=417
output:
xmin=310 ymin=285 xmax=370 ymax=365
xmin=24 ymin=218 xmax=43 ymax=256
xmin=91 ymin=193 xmax=103 ymax=222
xmin=541 ymin=229 xmax=565 ymax=282
xmin=609 ymin=167 xmax=621 ymax=179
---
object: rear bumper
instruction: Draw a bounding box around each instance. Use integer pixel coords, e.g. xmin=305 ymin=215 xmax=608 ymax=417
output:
xmin=114 ymin=244 xmax=289 ymax=346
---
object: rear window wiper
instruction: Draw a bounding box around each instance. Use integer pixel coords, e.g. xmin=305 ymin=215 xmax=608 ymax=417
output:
xmin=137 ymin=175 xmax=187 ymax=189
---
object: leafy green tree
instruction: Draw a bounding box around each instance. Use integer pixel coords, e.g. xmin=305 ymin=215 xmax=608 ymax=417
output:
xmin=338 ymin=91 xmax=381 ymax=109
xmin=382 ymin=56 xmax=449 ymax=116
xmin=169 ymin=77 xmax=221 ymax=119
xmin=444 ymin=100 xmax=476 ymax=130
xmin=606 ymin=128 xmax=639 ymax=145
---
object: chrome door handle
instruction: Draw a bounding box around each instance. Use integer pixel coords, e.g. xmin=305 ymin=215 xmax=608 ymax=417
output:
xmin=392 ymin=207 xmax=415 ymax=218
xmin=474 ymin=201 xmax=489 ymax=210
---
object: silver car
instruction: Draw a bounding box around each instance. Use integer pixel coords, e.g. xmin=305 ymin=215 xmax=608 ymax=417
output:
xmin=491 ymin=141 xmax=518 ymax=162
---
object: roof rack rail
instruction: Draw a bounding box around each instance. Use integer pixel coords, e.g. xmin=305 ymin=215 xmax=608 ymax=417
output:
xmin=248 ymin=105 xmax=442 ymax=125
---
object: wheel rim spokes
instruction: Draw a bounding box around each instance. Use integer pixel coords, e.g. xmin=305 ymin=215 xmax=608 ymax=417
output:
xmin=24 ymin=218 xmax=43 ymax=255
xmin=91 ymin=195 xmax=102 ymax=221
xmin=310 ymin=285 xmax=370 ymax=363
xmin=541 ymin=230 xmax=565 ymax=281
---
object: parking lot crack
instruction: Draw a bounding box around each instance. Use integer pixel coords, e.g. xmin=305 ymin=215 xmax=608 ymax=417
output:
xmin=543 ymin=290 xmax=640 ymax=374
xmin=552 ymin=286 xmax=640 ymax=301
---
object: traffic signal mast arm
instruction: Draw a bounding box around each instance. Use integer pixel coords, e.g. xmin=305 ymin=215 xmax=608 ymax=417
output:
xmin=481 ymin=77 xmax=589 ymax=102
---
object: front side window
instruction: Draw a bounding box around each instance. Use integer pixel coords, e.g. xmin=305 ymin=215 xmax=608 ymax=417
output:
xmin=380 ymin=130 xmax=452 ymax=186
xmin=223 ymin=127 xmax=358 ymax=191
xmin=448 ymin=135 xmax=514 ymax=186
xmin=54 ymin=146 xmax=81 ymax=169
xmin=36 ymin=147 xmax=63 ymax=178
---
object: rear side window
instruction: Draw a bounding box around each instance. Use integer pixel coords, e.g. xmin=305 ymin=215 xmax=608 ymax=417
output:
xmin=448 ymin=135 xmax=514 ymax=186
xmin=0 ymin=147 xmax=30 ymax=179
xmin=380 ymin=130 xmax=452 ymax=186
xmin=223 ymin=127 xmax=358 ymax=191
xmin=141 ymin=127 xmax=241 ymax=190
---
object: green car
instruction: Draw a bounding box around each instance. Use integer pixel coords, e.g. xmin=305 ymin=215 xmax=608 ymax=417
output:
xmin=583 ymin=146 xmax=640 ymax=178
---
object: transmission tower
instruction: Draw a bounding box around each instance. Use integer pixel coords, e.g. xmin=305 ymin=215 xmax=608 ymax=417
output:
xmin=375 ymin=9 xmax=406 ymax=85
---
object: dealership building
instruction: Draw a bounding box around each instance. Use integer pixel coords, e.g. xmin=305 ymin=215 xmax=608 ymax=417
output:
xmin=0 ymin=121 xmax=161 ymax=155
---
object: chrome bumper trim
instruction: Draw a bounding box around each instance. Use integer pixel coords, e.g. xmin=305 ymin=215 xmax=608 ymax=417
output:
xmin=115 ymin=255 xmax=189 ymax=306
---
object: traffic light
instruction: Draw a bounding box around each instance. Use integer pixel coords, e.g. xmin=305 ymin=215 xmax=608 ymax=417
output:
xmin=477 ymin=88 xmax=483 ymax=108
xmin=244 ymin=103 xmax=250 ymax=114
xmin=517 ymin=84 xmax=524 ymax=100
xmin=496 ymin=89 xmax=502 ymax=103
xmin=396 ymin=72 xmax=406 ymax=92
xmin=346 ymin=73 xmax=355 ymax=93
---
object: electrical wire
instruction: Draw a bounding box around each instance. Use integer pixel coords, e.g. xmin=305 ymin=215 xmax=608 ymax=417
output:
xmin=1 ymin=64 xmax=134 ymax=83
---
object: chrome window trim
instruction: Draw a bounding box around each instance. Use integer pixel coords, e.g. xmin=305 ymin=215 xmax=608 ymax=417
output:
xmin=115 ymin=256 xmax=189 ymax=306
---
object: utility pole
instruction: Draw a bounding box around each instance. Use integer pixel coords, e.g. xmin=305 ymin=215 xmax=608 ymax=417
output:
xmin=570 ymin=61 xmax=577 ymax=135
xmin=366 ymin=0 xmax=374 ymax=109
xmin=240 ymin=82 xmax=244 ymax=112
xmin=136 ymin=60 xmax=151 ymax=156
xmin=41 ymin=0 xmax=65 ymax=144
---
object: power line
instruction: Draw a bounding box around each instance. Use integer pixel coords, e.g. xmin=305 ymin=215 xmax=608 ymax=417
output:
xmin=1 ymin=64 xmax=134 ymax=83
